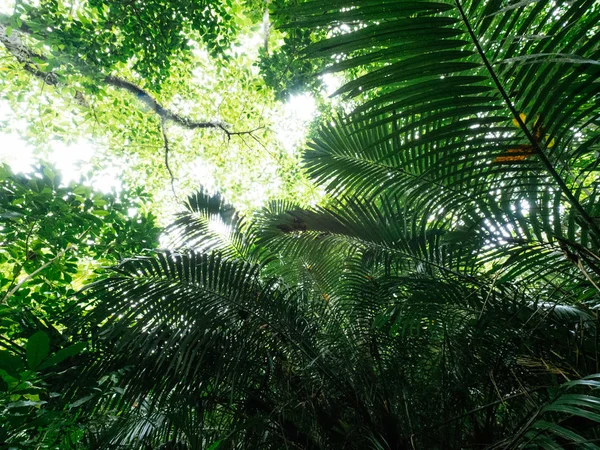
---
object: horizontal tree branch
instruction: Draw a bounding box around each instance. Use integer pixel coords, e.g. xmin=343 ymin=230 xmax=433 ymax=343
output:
xmin=0 ymin=21 xmax=88 ymax=106
xmin=103 ymin=75 xmax=231 ymax=134
xmin=0 ymin=22 xmax=58 ymax=86
xmin=0 ymin=18 xmax=261 ymax=138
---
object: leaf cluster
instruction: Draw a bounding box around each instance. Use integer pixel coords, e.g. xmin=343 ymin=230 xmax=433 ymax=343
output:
xmin=0 ymin=164 xmax=160 ymax=448
xmin=12 ymin=0 xmax=239 ymax=85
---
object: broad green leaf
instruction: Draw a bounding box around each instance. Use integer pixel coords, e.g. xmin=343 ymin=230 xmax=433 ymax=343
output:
xmin=37 ymin=343 xmax=86 ymax=370
xmin=0 ymin=351 xmax=25 ymax=377
xmin=26 ymin=331 xmax=50 ymax=370
xmin=68 ymin=394 xmax=95 ymax=409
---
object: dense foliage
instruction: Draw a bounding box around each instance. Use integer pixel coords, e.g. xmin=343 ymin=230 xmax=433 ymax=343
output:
xmin=0 ymin=0 xmax=320 ymax=217
xmin=1 ymin=0 xmax=600 ymax=448
xmin=0 ymin=164 xmax=160 ymax=447
xmin=19 ymin=0 xmax=238 ymax=84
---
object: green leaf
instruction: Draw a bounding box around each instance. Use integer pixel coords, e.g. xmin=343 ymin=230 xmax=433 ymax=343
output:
xmin=530 ymin=420 xmax=599 ymax=448
xmin=42 ymin=166 xmax=55 ymax=182
xmin=68 ymin=394 xmax=95 ymax=408
xmin=38 ymin=342 xmax=86 ymax=370
xmin=26 ymin=331 xmax=50 ymax=370
xmin=7 ymin=399 xmax=47 ymax=409
xmin=0 ymin=351 xmax=25 ymax=377
xmin=542 ymin=403 xmax=600 ymax=423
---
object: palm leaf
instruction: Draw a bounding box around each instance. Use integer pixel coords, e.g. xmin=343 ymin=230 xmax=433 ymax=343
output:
xmin=518 ymin=375 xmax=600 ymax=449
xmin=279 ymin=0 xmax=600 ymax=241
xmin=164 ymin=188 xmax=254 ymax=262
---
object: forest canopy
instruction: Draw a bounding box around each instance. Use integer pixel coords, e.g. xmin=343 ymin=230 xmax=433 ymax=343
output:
xmin=1 ymin=0 xmax=600 ymax=449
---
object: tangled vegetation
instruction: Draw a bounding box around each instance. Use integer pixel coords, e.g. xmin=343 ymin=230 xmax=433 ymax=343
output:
xmin=1 ymin=0 xmax=600 ymax=448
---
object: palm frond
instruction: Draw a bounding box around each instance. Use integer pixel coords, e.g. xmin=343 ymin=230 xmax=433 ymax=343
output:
xmin=282 ymin=0 xmax=600 ymax=240
xmin=164 ymin=189 xmax=254 ymax=262
xmin=63 ymin=0 xmax=600 ymax=447
xmin=516 ymin=375 xmax=600 ymax=449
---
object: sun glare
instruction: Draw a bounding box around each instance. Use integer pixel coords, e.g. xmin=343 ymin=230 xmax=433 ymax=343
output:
xmin=275 ymin=93 xmax=317 ymax=153
xmin=0 ymin=131 xmax=121 ymax=192
xmin=286 ymin=93 xmax=316 ymax=123
xmin=0 ymin=133 xmax=35 ymax=173
xmin=0 ymin=1 xmax=15 ymax=14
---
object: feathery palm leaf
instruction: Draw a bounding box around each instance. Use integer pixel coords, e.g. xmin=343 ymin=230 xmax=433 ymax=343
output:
xmin=68 ymin=0 xmax=600 ymax=448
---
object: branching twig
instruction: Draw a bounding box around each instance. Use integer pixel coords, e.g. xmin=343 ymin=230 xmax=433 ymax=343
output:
xmin=160 ymin=118 xmax=179 ymax=201
xmin=1 ymin=246 xmax=70 ymax=305
xmin=0 ymin=20 xmax=261 ymax=139
xmin=218 ymin=125 xmax=267 ymax=141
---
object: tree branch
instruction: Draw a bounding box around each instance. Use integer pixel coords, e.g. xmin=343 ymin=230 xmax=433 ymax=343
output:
xmin=1 ymin=245 xmax=70 ymax=305
xmin=102 ymin=75 xmax=235 ymax=135
xmin=0 ymin=19 xmax=259 ymax=139
xmin=160 ymin=118 xmax=179 ymax=201
xmin=0 ymin=21 xmax=89 ymax=106
xmin=263 ymin=0 xmax=271 ymax=54
xmin=0 ymin=22 xmax=58 ymax=86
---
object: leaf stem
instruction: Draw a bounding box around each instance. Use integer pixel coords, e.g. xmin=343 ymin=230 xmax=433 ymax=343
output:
xmin=453 ymin=0 xmax=600 ymax=241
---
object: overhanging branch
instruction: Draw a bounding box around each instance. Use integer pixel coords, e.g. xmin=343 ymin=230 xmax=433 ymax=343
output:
xmin=0 ymin=22 xmax=58 ymax=86
xmin=0 ymin=19 xmax=259 ymax=139
xmin=0 ymin=16 xmax=271 ymax=195
xmin=104 ymin=75 xmax=231 ymax=134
